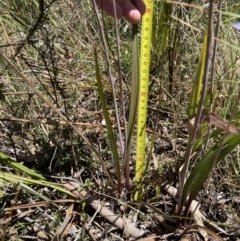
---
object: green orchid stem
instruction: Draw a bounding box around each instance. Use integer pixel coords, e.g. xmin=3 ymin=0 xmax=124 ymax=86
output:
xmin=125 ymin=23 xmax=139 ymax=192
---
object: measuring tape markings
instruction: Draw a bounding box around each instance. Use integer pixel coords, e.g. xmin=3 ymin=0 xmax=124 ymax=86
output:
xmin=135 ymin=0 xmax=154 ymax=182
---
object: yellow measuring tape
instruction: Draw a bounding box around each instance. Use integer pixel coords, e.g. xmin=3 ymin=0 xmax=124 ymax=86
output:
xmin=135 ymin=0 xmax=154 ymax=189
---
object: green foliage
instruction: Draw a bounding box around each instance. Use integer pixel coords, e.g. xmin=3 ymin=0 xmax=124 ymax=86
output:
xmin=0 ymin=171 xmax=76 ymax=198
xmin=188 ymin=33 xmax=207 ymax=118
xmin=0 ymin=152 xmax=45 ymax=180
xmin=77 ymin=178 xmax=94 ymax=192
xmin=182 ymin=132 xmax=240 ymax=211
xmin=94 ymin=47 xmax=121 ymax=192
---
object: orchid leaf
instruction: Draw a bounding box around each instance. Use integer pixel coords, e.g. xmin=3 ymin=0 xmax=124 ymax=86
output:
xmin=182 ymin=132 xmax=240 ymax=208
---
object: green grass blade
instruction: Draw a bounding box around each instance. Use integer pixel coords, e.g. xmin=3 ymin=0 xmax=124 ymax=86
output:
xmin=188 ymin=34 xmax=207 ymax=118
xmin=21 ymin=183 xmax=51 ymax=202
xmin=152 ymin=0 xmax=172 ymax=53
xmin=0 ymin=152 xmax=45 ymax=180
xmin=94 ymin=47 xmax=121 ymax=193
xmin=0 ymin=171 xmax=76 ymax=198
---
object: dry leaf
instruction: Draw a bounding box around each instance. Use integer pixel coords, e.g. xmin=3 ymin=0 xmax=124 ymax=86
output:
xmin=188 ymin=109 xmax=239 ymax=136
xmin=202 ymin=109 xmax=239 ymax=134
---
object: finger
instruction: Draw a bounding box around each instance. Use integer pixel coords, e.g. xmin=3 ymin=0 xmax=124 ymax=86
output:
xmin=132 ymin=0 xmax=146 ymax=15
xmin=95 ymin=0 xmax=124 ymax=19
xmin=118 ymin=0 xmax=146 ymax=24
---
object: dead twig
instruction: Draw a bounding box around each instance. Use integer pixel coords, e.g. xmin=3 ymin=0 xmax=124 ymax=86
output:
xmin=62 ymin=181 xmax=144 ymax=239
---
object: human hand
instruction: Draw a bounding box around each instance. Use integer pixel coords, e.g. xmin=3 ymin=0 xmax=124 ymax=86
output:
xmin=95 ymin=0 xmax=146 ymax=24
